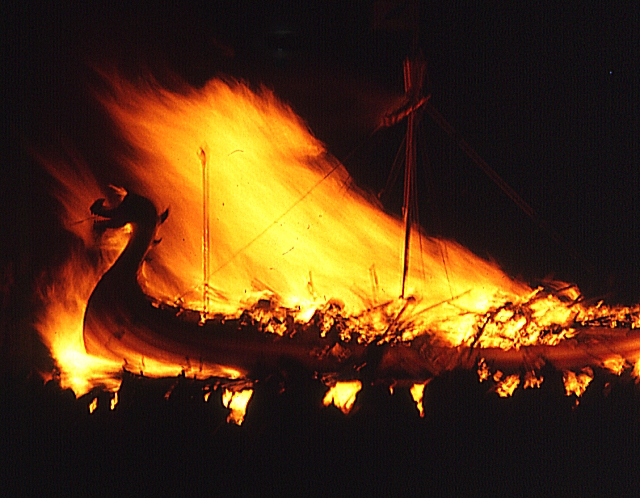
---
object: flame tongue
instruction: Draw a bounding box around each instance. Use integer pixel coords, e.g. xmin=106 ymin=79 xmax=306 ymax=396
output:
xmin=35 ymin=73 xmax=640 ymax=398
xmin=93 ymin=77 xmax=530 ymax=322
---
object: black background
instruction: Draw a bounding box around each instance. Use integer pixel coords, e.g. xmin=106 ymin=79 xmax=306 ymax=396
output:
xmin=2 ymin=3 xmax=640 ymax=495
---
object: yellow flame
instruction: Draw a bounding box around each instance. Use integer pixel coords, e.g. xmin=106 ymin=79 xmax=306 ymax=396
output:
xmin=88 ymin=397 xmax=98 ymax=414
xmin=523 ymin=371 xmax=544 ymax=389
xmin=94 ymin=76 xmax=537 ymax=333
xmin=410 ymin=380 xmax=430 ymax=417
xmin=495 ymin=374 xmax=520 ymax=397
xmin=110 ymin=392 xmax=118 ymax=411
xmin=323 ymin=380 xmax=362 ymax=414
xmin=477 ymin=358 xmax=490 ymax=382
xmin=222 ymin=388 xmax=253 ymax=425
xmin=602 ymin=355 xmax=626 ymax=375
xmin=563 ymin=368 xmax=593 ymax=397
xmin=633 ymin=359 xmax=640 ymax=382
xmin=35 ymin=242 xmax=124 ymax=395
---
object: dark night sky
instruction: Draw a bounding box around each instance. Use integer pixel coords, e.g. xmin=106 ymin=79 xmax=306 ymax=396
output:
xmin=3 ymin=1 xmax=639 ymax=303
xmin=3 ymin=5 xmax=640 ymax=492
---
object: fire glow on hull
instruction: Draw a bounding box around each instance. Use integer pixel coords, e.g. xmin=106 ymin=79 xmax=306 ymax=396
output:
xmin=36 ymin=73 xmax=640 ymax=413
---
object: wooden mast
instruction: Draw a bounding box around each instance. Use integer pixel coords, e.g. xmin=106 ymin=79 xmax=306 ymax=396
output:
xmin=199 ymin=147 xmax=210 ymax=322
xmin=401 ymin=56 xmax=425 ymax=298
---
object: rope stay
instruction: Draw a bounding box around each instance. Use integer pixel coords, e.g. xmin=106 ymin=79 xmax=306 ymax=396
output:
xmin=424 ymin=101 xmax=595 ymax=275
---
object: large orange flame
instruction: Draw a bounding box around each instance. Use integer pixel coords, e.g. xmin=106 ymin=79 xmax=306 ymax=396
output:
xmin=94 ymin=76 xmax=532 ymax=327
xmin=35 ymin=73 xmax=640 ymax=401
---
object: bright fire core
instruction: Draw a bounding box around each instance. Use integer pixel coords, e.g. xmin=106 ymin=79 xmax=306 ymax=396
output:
xmin=35 ymin=74 xmax=640 ymax=410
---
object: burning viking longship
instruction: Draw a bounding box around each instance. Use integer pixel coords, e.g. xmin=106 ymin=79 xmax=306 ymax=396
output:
xmin=45 ymin=67 xmax=639 ymax=414
xmin=83 ymin=186 xmax=640 ymax=383
xmin=32 ymin=64 xmax=640 ymax=420
xmin=9 ymin=4 xmax=638 ymax=496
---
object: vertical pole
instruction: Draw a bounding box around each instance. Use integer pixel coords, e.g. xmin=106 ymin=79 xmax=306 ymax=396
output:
xmin=199 ymin=148 xmax=210 ymax=322
xmin=401 ymin=59 xmax=416 ymax=299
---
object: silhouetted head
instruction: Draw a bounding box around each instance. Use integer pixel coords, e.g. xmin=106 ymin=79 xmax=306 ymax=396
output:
xmin=90 ymin=190 xmax=168 ymax=231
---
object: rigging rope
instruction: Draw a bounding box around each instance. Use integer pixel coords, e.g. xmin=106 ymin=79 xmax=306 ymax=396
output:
xmin=424 ymin=101 xmax=596 ymax=276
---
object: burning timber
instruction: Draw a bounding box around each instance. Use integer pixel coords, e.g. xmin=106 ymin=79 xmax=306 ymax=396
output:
xmin=84 ymin=191 xmax=640 ymax=387
xmin=85 ymin=192 xmax=369 ymax=379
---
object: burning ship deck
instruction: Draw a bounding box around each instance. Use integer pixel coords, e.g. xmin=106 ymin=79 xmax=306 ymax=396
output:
xmin=79 ymin=190 xmax=640 ymax=396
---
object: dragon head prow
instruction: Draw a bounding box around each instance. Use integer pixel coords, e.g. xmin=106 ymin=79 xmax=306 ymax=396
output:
xmin=91 ymin=187 xmax=168 ymax=231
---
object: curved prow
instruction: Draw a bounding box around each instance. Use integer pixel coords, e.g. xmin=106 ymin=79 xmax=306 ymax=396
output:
xmin=90 ymin=193 xmax=166 ymax=283
xmin=90 ymin=193 xmax=161 ymax=230
xmin=83 ymin=192 xmax=169 ymax=359
xmin=81 ymin=190 xmax=373 ymax=380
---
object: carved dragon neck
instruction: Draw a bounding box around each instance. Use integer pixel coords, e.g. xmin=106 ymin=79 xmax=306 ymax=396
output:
xmin=81 ymin=191 xmax=373 ymax=380
xmin=89 ymin=193 xmax=164 ymax=297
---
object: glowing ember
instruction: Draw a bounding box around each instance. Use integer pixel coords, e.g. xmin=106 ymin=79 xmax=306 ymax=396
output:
xmin=523 ymin=371 xmax=543 ymax=389
xmin=602 ymin=355 xmax=626 ymax=375
xmin=477 ymin=358 xmax=490 ymax=382
xmin=563 ymin=368 xmax=594 ymax=398
xmin=410 ymin=381 xmax=430 ymax=417
xmin=495 ymin=374 xmax=520 ymax=397
xmin=222 ymin=388 xmax=253 ymax=426
xmin=110 ymin=392 xmax=118 ymax=411
xmin=323 ymin=380 xmax=362 ymax=414
xmin=633 ymin=359 xmax=640 ymax=381
xmin=88 ymin=397 xmax=98 ymax=414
